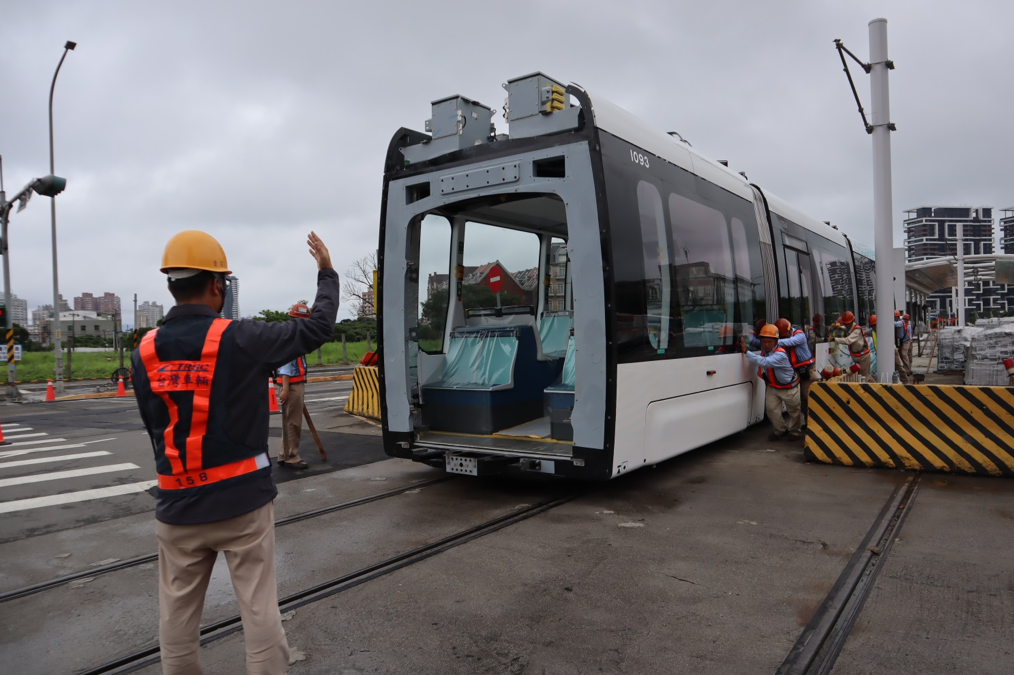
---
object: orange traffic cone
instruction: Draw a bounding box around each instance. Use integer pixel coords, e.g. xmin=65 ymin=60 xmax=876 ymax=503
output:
xmin=45 ymin=379 xmax=56 ymax=402
xmin=0 ymin=420 xmax=8 ymax=446
xmin=116 ymin=375 xmax=126 ymax=397
xmin=268 ymin=379 xmax=280 ymax=413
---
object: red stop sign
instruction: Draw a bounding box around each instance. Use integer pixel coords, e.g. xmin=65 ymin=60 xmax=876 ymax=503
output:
xmin=488 ymin=265 xmax=504 ymax=293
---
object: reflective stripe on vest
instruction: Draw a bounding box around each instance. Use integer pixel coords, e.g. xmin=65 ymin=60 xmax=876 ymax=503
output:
xmin=158 ymin=452 xmax=270 ymax=490
xmin=287 ymin=356 xmax=307 ymax=384
xmin=904 ymin=321 xmax=912 ymax=341
xmin=757 ymin=347 xmax=799 ymax=389
xmin=787 ymin=328 xmax=814 ymax=369
xmin=139 ymin=318 xmax=259 ymax=488
xmin=848 ymin=325 xmax=870 ymax=357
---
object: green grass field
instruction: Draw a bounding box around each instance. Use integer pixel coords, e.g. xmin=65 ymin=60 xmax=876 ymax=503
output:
xmin=9 ymin=341 xmax=375 ymax=382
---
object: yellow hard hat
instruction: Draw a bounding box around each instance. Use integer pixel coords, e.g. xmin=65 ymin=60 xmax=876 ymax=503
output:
xmin=160 ymin=230 xmax=231 ymax=276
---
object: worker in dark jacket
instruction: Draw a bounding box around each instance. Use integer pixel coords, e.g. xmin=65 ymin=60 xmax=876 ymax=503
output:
xmin=132 ymin=230 xmax=339 ymax=675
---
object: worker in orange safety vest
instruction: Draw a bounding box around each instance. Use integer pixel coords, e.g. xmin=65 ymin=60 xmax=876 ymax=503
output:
xmin=131 ymin=230 xmax=339 ymax=674
xmin=277 ymin=303 xmax=312 ymax=469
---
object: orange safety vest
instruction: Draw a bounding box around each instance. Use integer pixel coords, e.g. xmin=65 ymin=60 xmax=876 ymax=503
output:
xmin=285 ymin=355 xmax=307 ymax=384
xmin=139 ymin=318 xmax=268 ymax=491
xmin=847 ymin=324 xmax=871 ymax=357
xmin=787 ymin=328 xmax=815 ymax=369
xmin=758 ymin=346 xmax=799 ymax=389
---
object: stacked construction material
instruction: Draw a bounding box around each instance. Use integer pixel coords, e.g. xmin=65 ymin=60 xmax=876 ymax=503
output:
xmin=964 ymin=323 xmax=1014 ymax=386
xmin=936 ymin=326 xmax=984 ymax=372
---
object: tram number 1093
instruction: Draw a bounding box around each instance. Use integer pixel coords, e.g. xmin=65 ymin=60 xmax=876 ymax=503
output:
xmin=629 ymin=149 xmax=650 ymax=168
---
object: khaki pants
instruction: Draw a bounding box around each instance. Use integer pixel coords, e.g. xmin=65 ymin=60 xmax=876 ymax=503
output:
xmin=895 ymin=348 xmax=909 ymax=384
xmin=156 ymin=502 xmax=289 ymax=675
xmin=854 ymin=352 xmax=872 ymax=379
xmin=765 ymin=383 xmax=801 ymax=435
xmin=902 ymin=341 xmax=913 ymax=375
xmin=278 ymin=382 xmax=305 ymax=463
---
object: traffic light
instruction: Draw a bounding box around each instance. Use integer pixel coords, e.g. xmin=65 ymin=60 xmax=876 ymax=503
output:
xmin=32 ymin=175 xmax=67 ymax=198
xmin=0 ymin=306 xmax=4 ymax=321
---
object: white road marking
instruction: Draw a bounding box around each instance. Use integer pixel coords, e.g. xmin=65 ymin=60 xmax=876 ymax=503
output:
xmin=0 ymin=432 xmax=46 ymax=440
xmin=0 ymin=451 xmax=112 ymax=469
xmin=0 ymin=444 xmax=88 ymax=459
xmin=0 ymin=480 xmax=157 ymax=514
xmin=0 ymin=423 xmax=20 ymax=428
xmin=0 ymin=463 xmax=138 ymax=488
xmin=304 ymin=396 xmax=350 ymax=403
xmin=5 ymin=438 xmax=69 ymax=446
xmin=2 ymin=427 xmax=33 ymax=433
xmin=83 ymin=438 xmax=117 ymax=445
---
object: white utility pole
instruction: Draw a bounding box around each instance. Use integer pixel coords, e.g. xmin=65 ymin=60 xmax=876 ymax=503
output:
xmin=956 ymin=222 xmax=966 ymax=326
xmin=869 ymin=18 xmax=897 ymax=383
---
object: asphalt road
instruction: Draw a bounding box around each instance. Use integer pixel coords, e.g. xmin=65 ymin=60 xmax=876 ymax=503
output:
xmin=0 ymin=378 xmax=376 ymax=543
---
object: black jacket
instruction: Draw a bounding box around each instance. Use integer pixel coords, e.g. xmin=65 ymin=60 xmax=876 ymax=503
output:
xmin=132 ymin=268 xmax=339 ymax=524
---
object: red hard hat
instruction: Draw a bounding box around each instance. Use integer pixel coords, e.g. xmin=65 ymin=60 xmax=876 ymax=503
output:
xmin=775 ymin=318 xmax=792 ymax=337
xmin=288 ymin=303 xmax=311 ymax=318
xmin=754 ymin=318 xmax=767 ymax=334
xmin=894 ymin=310 xmax=901 ymax=318
xmin=869 ymin=315 xmax=877 ymax=326
xmin=821 ymin=366 xmax=834 ymax=379
xmin=850 ymin=364 xmax=861 ymax=374
xmin=759 ymin=324 xmax=780 ymax=339
xmin=812 ymin=313 xmax=823 ymax=323
xmin=840 ymin=311 xmax=855 ymax=324
xmin=832 ymin=367 xmax=841 ymax=377
xmin=903 ymin=313 xmax=910 ymax=320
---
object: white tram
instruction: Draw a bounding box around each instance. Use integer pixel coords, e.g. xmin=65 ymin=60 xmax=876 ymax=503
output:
xmin=377 ymin=73 xmax=875 ymax=479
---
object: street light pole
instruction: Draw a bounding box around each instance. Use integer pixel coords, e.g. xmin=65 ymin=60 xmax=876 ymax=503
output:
xmin=48 ymin=40 xmax=75 ymax=394
xmin=0 ymin=155 xmax=17 ymax=399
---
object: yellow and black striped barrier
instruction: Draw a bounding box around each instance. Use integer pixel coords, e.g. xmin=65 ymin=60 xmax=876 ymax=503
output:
xmin=344 ymin=365 xmax=381 ymax=421
xmin=806 ymin=381 xmax=1014 ymax=477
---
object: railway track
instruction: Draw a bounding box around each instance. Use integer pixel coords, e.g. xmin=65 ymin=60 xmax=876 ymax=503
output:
xmin=0 ymin=476 xmax=454 ymax=604
xmin=74 ymin=490 xmax=583 ymax=675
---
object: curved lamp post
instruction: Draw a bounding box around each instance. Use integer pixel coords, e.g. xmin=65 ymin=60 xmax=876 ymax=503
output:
xmin=49 ymin=40 xmax=75 ymax=393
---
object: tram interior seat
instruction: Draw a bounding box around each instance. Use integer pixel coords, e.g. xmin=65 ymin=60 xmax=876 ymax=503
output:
xmin=464 ymin=306 xmax=557 ymax=362
xmin=544 ymin=333 xmax=576 ymax=441
xmin=422 ymin=324 xmax=562 ymax=435
xmin=538 ymin=311 xmax=572 ymax=359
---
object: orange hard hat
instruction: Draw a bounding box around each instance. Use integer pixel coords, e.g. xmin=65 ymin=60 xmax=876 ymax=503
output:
xmin=775 ymin=318 xmax=791 ymax=337
xmin=903 ymin=313 xmax=910 ymax=320
xmin=161 ymin=230 xmax=231 ymax=275
xmin=288 ymin=303 xmax=311 ymax=318
xmin=894 ymin=310 xmax=901 ymax=318
xmin=869 ymin=314 xmax=877 ymax=326
xmin=759 ymin=324 xmax=779 ymax=339
xmin=840 ymin=311 xmax=855 ymax=324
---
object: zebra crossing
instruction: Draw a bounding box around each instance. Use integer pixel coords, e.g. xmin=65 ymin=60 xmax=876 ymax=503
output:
xmin=0 ymin=423 xmax=155 ymax=515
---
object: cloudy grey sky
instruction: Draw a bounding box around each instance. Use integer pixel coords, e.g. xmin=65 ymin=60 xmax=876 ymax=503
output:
xmin=2 ymin=0 xmax=1010 ymax=325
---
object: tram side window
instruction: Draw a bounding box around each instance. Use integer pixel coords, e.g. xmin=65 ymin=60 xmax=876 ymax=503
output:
xmin=668 ymin=192 xmax=736 ymax=349
xmin=854 ymin=253 xmax=876 ymax=323
xmin=415 ymin=215 xmax=452 ymax=353
xmin=729 ymin=216 xmax=764 ymax=331
xmin=809 ymin=238 xmax=855 ymax=325
xmin=638 ymin=181 xmax=670 ymax=353
xmin=546 ymin=237 xmax=570 ymax=313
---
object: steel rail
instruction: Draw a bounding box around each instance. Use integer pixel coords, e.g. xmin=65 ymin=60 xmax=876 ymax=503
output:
xmin=0 ymin=476 xmax=454 ymax=604
xmin=74 ymin=490 xmax=582 ymax=675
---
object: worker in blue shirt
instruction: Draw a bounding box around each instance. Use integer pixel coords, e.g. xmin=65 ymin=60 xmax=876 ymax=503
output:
xmin=740 ymin=324 xmax=802 ymax=441
xmin=776 ymin=318 xmax=816 ymax=427
xmin=277 ymin=303 xmax=312 ymax=469
xmin=893 ymin=310 xmax=910 ymax=384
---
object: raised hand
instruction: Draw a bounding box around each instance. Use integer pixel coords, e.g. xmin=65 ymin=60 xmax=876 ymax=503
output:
xmin=307 ymin=231 xmax=333 ymax=271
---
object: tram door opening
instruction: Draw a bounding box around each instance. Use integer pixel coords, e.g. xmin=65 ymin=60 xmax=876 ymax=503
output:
xmin=405 ymin=194 xmax=575 ymax=454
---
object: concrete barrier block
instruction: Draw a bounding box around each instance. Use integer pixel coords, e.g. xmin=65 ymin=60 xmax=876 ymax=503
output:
xmin=805 ymin=381 xmax=1014 ymax=477
xmin=344 ymin=366 xmax=381 ymax=421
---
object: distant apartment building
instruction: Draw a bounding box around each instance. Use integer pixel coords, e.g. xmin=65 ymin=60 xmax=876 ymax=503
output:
xmin=358 ymin=288 xmax=376 ymax=319
xmin=903 ymin=205 xmax=1013 ymax=317
xmin=1001 ymin=207 xmax=1014 ymax=254
xmin=32 ymin=304 xmax=54 ymax=326
xmin=546 ymin=242 xmax=570 ymax=312
xmin=8 ymin=294 xmax=28 ymax=326
xmin=221 ymin=275 xmax=241 ymax=320
xmin=75 ymin=292 xmax=121 ymax=315
xmin=137 ymin=301 xmax=164 ymax=328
